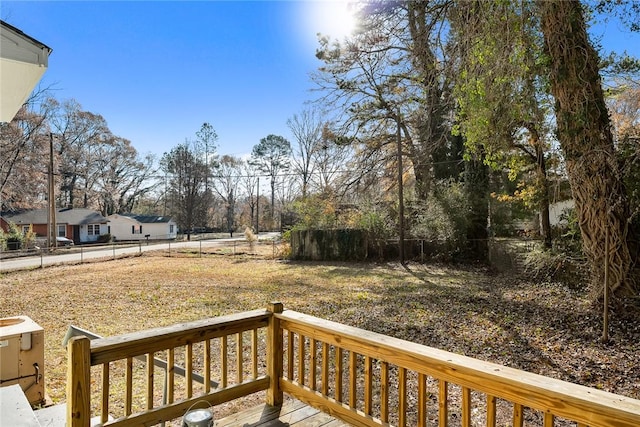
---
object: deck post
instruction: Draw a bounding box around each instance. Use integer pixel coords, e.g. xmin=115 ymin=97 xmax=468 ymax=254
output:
xmin=67 ymin=336 xmax=91 ymax=427
xmin=267 ymin=302 xmax=284 ymax=406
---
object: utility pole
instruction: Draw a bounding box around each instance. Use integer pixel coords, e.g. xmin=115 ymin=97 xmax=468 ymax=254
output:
xmin=256 ymin=177 xmax=260 ymax=235
xmin=48 ymin=133 xmax=57 ymax=249
xmin=397 ymin=112 xmax=405 ymax=264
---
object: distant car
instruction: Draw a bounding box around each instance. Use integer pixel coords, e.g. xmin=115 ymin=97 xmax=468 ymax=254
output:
xmin=56 ymin=236 xmax=74 ymax=246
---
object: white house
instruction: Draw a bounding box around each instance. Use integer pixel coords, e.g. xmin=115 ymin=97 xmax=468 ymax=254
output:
xmin=548 ymin=199 xmax=574 ymax=227
xmin=107 ymin=214 xmax=177 ymax=241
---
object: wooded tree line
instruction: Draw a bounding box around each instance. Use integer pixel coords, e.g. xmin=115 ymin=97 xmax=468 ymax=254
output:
xmin=1 ymin=95 xmax=157 ymax=215
xmin=310 ymin=0 xmax=639 ymax=300
xmin=1 ymin=0 xmax=639 ymax=301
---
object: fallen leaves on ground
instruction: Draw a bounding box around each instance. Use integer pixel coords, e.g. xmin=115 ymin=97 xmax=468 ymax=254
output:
xmin=1 ymin=249 xmax=638 ymax=416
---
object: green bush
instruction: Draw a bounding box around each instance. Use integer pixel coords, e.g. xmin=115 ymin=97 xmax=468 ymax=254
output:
xmin=408 ymin=181 xmax=469 ymax=257
xmin=97 ymin=233 xmax=112 ymax=243
xmin=522 ymin=245 xmax=587 ymax=289
xmin=553 ymin=207 xmax=582 ymax=254
xmin=4 ymin=222 xmax=24 ymax=250
xmin=290 ymin=195 xmax=337 ymax=229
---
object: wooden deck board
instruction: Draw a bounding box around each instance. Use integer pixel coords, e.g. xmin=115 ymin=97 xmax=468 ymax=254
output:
xmin=215 ymin=399 xmax=349 ymax=427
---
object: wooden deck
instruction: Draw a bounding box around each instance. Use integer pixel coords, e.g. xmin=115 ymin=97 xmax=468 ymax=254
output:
xmin=216 ymin=399 xmax=348 ymax=427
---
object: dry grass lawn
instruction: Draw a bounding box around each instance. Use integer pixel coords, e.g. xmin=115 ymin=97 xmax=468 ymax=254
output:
xmin=1 ymin=247 xmax=639 ymax=419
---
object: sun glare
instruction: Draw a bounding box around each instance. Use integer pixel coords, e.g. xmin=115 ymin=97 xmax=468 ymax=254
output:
xmin=309 ymin=0 xmax=358 ymax=41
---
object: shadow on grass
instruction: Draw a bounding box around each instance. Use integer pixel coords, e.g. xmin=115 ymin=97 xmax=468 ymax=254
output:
xmin=327 ymin=261 xmax=603 ymax=383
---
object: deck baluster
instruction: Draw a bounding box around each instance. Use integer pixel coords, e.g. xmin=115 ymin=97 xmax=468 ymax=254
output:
xmin=335 ymin=347 xmax=343 ymax=402
xmin=381 ymin=361 xmax=389 ymax=423
xmin=287 ymin=330 xmax=294 ymax=379
xmin=309 ymin=339 xmax=317 ymax=390
xmin=298 ymin=334 xmax=306 ymax=386
xmin=418 ymin=373 xmax=427 ymax=427
xmin=204 ymin=339 xmax=211 ymax=393
xmin=544 ymin=412 xmax=554 ymax=427
xmin=486 ymin=394 xmax=496 ymax=427
xmin=252 ymin=329 xmax=258 ymax=379
xmin=439 ymin=380 xmax=448 ymax=427
xmin=167 ymin=349 xmax=174 ymax=404
xmin=125 ymin=357 xmax=133 ymax=415
xmin=462 ymin=387 xmax=471 ymax=427
xmin=186 ymin=343 xmax=193 ymax=398
xmin=146 ymin=352 xmax=154 ymax=410
xmin=364 ymin=356 xmax=372 ymax=416
xmin=237 ymin=332 xmax=243 ymax=384
xmin=101 ymin=363 xmax=109 ymax=424
xmin=349 ymin=352 xmax=357 ymax=409
xmin=221 ymin=336 xmax=228 ymax=388
xmin=321 ymin=342 xmax=329 ymax=396
xmin=513 ymin=403 xmax=524 ymax=427
xmin=399 ymin=367 xmax=407 ymax=427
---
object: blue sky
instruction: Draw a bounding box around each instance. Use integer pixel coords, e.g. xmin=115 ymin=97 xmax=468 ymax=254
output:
xmin=2 ymin=1 xmax=354 ymax=159
xmin=2 ymin=1 xmax=639 ymax=161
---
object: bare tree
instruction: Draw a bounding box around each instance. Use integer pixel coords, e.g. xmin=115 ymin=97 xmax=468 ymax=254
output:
xmin=250 ymin=135 xmax=292 ymax=228
xmin=212 ymin=155 xmax=242 ymax=236
xmin=314 ymin=124 xmax=355 ymax=196
xmin=239 ymin=160 xmax=260 ymax=231
xmin=160 ymin=141 xmax=212 ymax=238
xmin=49 ymin=99 xmax=110 ymax=207
xmin=95 ymin=137 xmax=158 ymax=215
xmin=287 ymin=109 xmax=324 ymax=198
xmin=313 ymin=0 xmax=454 ymax=201
xmin=0 ymin=88 xmax=54 ymax=210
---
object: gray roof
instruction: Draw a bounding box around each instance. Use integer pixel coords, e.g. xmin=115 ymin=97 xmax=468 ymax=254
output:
xmin=121 ymin=214 xmax=174 ymax=224
xmin=1 ymin=208 xmax=108 ymax=225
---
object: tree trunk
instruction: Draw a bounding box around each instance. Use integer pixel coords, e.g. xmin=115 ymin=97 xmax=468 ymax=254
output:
xmin=464 ymin=149 xmax=489 ymax=261
xmin=538 ymin=0 xmax=637 ymax=297
xmin=406 ymin=1 xmax=449 ymax=202
xmin=270 ymin=179 xmax=275 ymax=228
xmin=529 ymin=126 xmax=552 ymax=248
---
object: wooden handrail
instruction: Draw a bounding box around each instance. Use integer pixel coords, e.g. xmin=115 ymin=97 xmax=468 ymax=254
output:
xmin=67 ymin=308 xmax=275 ymax=426
xmin=67 ymin=304 xmax=640 ymax=427
xmin=277 ymin=309 xmax=640 ymax=427
xmin=90 ymin=309 xmax=270 ymax=365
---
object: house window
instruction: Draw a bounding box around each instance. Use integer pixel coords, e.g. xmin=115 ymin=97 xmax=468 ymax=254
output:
xmin=132 ymin=225 xmax=142 ymax=234
xmin=57 ymin=224 xmax=66 ymax=237
xmin=170 ymin=224 xmax=174 ymax=233
xmin=88 ymin=224 xmax=100 ymax=235
xmin=22 ymin=225 xmax=30 ymax=234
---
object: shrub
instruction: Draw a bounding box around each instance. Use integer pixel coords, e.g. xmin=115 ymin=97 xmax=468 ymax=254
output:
xmin=553 ymin=207 xmax=582 ymax=254
xmin=23 ymin=225 xmax=36 ymax=249
xmin=5 ymin=222 xmax=24 ymax=250
xmin=522 ymin=245 xmax=587 ymax=289
xmin=408 ymin=181 xmax=470 ymax=259
xmin=290 ymin=195 xmax=337 ymax=229
xmin=244 ymin=227 xmax=257 ymax=251
xmin=97 ymin=233 xmax=112 ymax=243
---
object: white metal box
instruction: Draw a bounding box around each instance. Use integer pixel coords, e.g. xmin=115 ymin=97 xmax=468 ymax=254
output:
xmin=0 ymin=316 xmax=45 ymax=406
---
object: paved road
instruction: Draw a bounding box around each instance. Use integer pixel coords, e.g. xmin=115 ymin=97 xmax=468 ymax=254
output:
xmin=0 ymin=233 xmax=280 ymax=272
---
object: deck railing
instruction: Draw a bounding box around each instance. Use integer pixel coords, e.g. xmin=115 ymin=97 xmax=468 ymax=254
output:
xmin=66 ymin=309 xmax=273 ymax=426
xmin=67 ymin=303 xmax=640 ymax=426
